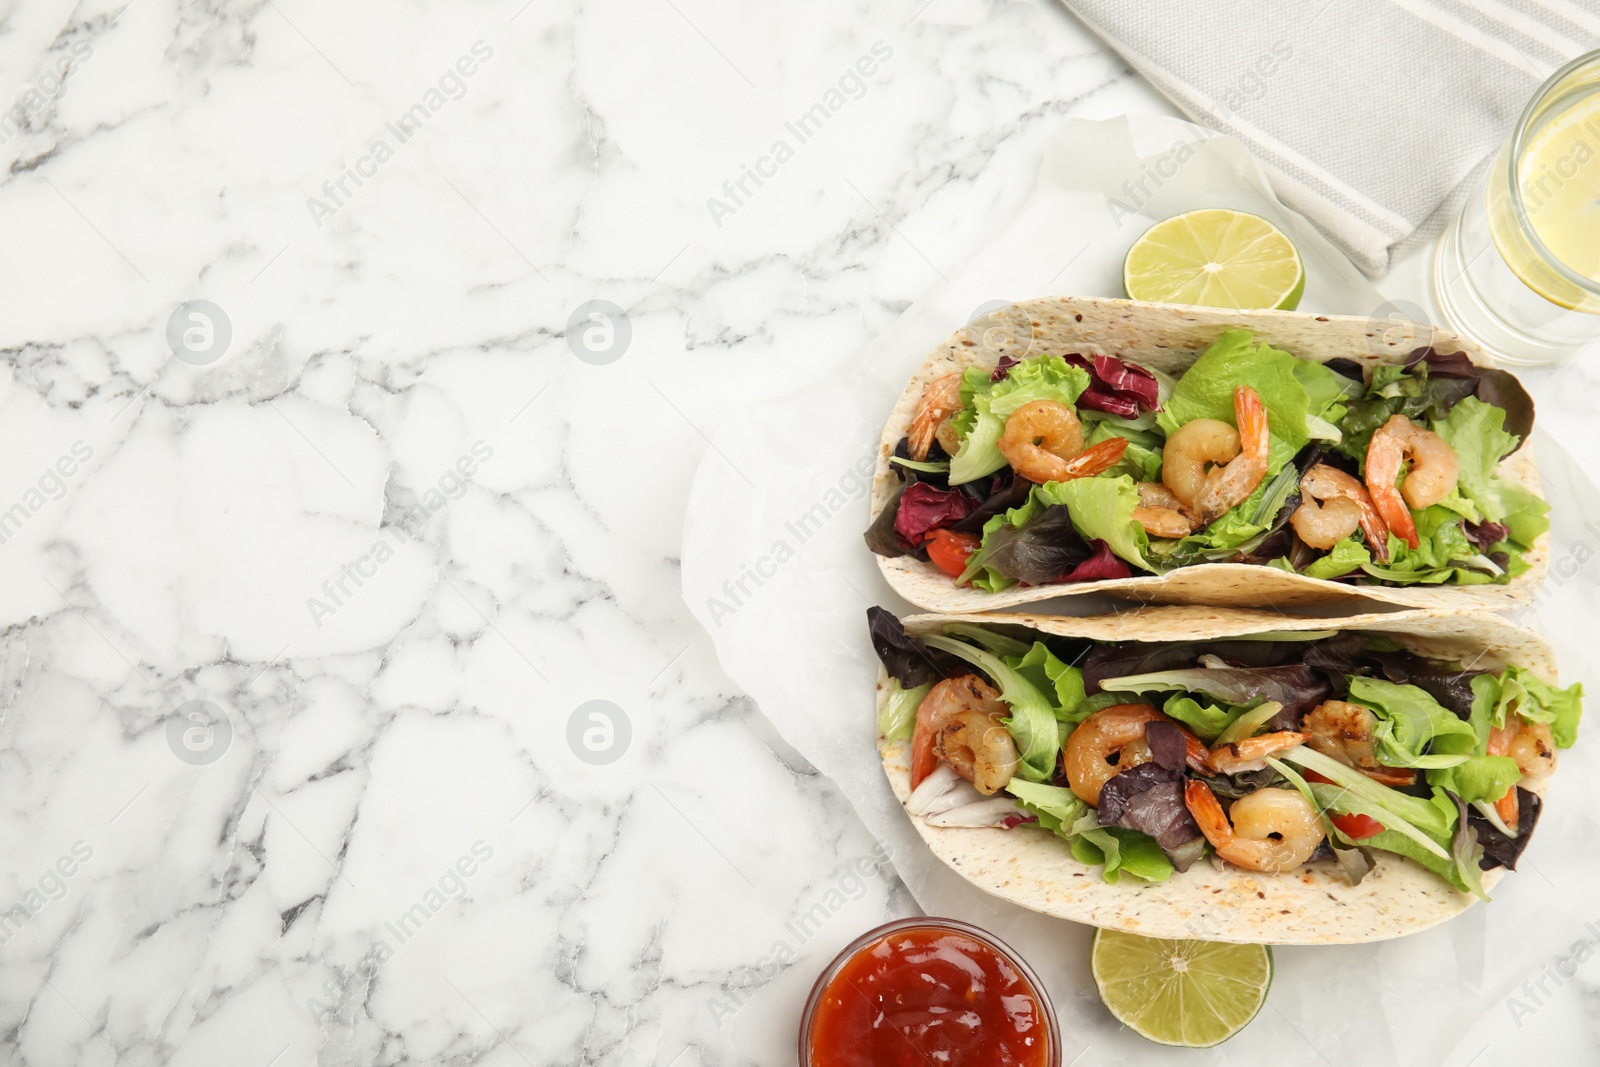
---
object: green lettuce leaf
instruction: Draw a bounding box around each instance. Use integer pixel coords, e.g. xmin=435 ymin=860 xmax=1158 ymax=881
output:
xmin=1359 ymin=505 xmax=1504 ymax=586
xmin=1006 ymin=642 xmax=1089 ymax=722
xmin=1076 ymin=691 xmax=1153 ymax=718
xmin=1342 ymin=824 xmax=1475 ymax=894
xmin=1006 ymin=781 xmax=1087 ymax=826
xmin=1086 ymin=420 xmax=1163 ymax=482
xmin=1040 ymin=475 xmax=1154 ymax=571
xmin=949 ymin=356 xmax=1091 ymax=484
xmin=1284 ymin=747 xmax=1458 ymax=842
xmin=1008 ymin=784 xmax=1171 ymax=884
xmin=1347 ymin=676 xmax=1478 ymax=768
xmin=877 ymin=680 xmax=928 ymax=742
xmin=1065 ymin=813 xmax=1174 ymax=884
xmin=940 ymin=622 xmax=1030 ymax=659
xmin=1497 ymin=482 xmax=1551 ymax=551
xmin=1432 ymin=396 xmax=1520 ymax=521
xmin=1304 ymin=537 xmax=1370 ymax=580
xmin=1491 ymin=665 xmax=1584 ymax=747
xmin=1157 ymin=329 xmax=1340 ymax=471
xmin=1161 ymin=692 xmax=1243 ymax=742
xmin=1427 ymin=755 xmax=1521 ymax=806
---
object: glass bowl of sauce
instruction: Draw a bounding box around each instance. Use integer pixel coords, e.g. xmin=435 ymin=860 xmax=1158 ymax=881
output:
xmin=798 ymin=917 xmax=1060 ymax=1067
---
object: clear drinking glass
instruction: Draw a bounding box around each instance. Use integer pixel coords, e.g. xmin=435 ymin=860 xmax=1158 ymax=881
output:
xmin=1434 ymin=49 xmax=1600 ymax=366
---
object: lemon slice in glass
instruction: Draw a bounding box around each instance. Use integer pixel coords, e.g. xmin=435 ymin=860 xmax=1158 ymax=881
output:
xmin=1517 ymin=93 xmax=1600 ymax=283
xmin=1091 ymin=928 xmax=1273 ymax=1047
xmin=1123 ymin=208 xmax=1305 ymax=310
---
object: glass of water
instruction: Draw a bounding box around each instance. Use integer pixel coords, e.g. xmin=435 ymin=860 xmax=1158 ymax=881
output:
xmin=1434 ymin=49 xmax=1600 ymax=366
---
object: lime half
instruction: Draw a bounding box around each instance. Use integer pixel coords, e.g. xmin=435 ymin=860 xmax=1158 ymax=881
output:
xmin=1123 ymin=208 xmax=1305 ymax=310
xmin=1091 ymin=928 xmax=1272 ymax=1047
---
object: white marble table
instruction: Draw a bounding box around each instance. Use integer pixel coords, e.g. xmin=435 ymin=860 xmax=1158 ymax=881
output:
xmin=1 ymin=2 xmax=1596 ymax=1065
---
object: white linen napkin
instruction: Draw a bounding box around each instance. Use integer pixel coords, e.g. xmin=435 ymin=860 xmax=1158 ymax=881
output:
xmin=1060 ymin=0 xmax=1600 ymax=275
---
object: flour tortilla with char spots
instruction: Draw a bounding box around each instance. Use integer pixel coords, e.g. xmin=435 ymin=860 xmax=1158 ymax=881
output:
xmin=881 ymin=606 xmax=1558 ymax=944
xmin=872 ymin=296 xmax=1546 ymax=613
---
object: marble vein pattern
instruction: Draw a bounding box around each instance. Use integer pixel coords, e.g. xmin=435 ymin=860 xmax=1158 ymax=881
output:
xmin=0 ymin=1 xmax=1172 ymax=1064
xmin=3 ymin=0 xmax=1598 ymax=1065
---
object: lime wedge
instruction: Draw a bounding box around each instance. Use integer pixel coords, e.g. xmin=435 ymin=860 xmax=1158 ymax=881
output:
xmin=1123 ymin=208 xmax=1304 ymax=310
xmin=1090 ymin=928 xmax=1272 ymax=1047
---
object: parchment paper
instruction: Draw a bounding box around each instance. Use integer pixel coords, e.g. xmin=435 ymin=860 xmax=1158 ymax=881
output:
xmin=682 ymin=115 xmax=1600 ymax=1066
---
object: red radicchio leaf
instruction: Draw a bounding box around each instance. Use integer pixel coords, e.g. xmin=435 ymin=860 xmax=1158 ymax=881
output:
xmin=1061 ymin=353 xmax=1161 ymax=416
xmin=990 ymin=355 xmax=1021 ymax=382
xmin=893 ymin=482 xmax=977 ymax=545
xmin=866 ymin=607 xmax=945 ymax=688
xmin=999 ymin=812 xmax=1039 ymax=830
xmin=1092 ymin=353 xmax=1161 ymax=409
xmin=1144 ymin=720 xmax=1188 ymax=772
xmin=1054 ymin=539 xmax=1133 ymax=584
xmin=1464 ymin=519 xmax=1511 ymax=548
xmin=1075 ymin=386 xmax=1143 ymax=419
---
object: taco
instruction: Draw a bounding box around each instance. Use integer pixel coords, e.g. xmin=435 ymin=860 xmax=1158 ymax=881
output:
xmin=865 ymin=296 xmax=1546 ymax=612
xmin=869 ymin=605 xmax=1582 ymax=944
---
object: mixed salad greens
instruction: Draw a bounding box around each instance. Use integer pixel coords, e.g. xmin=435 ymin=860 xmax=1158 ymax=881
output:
xmin=865 ymin=331 xmax=1544 ymax=590
xmin=870 ymin=608 xmax=1582 ymax=893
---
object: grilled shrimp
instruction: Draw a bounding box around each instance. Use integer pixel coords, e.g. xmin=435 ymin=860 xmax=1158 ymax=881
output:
xmin=910 ymin=674 xmax=1019 ymax=795
xmin=999 ymin=400 xmax=1129 ymax=484
xmin=1162 ymin=386 xmax=1270 ymax=525
xmin=1063 ymin=704 xmax=1209 ymax=805
xmin=1364 ymin=415 xmax=1460 ymax=550
xmin=1184 ymin=782 xmax=1323 ymax=872
xmin=999 ymin=400 xmax=1084 ymax=480
xmin=1207 ymin=732 xmax=1306 ymax=775
xmin=1301 ymin=700 xmax=1415 ymax=787
xmin=909 ymin=373 xmax=964 ymax=461
xmin=1486 ymin=720 xmax=1557 ymax=828
xmin=1134 ymin=482 xmax=1194 ymax=540
xmin=1291 ymin=464 xmax=1391 ymax=564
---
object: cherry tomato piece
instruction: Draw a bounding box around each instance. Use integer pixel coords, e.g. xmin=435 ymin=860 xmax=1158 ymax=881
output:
xmin=926 ymin=529 xmax=980 ymax=577
xmin=1331 ymin=812 xmax=1386 ymax=840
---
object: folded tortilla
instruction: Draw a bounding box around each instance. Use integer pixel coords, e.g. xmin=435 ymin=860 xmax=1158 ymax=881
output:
xmin=880 ymin=606 xmax=1557 ymax=944
xmin=871 ymin=296 xmax=1546 ymax=612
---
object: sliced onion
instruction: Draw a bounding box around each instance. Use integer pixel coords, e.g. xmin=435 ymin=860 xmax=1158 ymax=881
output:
xmin=905 ymin=764 xmax=961 ymax=815
xmin=925 ymin=797 xmax=1025 ymax=827
xmin=918 ymin=780 xmax=987 ymax=818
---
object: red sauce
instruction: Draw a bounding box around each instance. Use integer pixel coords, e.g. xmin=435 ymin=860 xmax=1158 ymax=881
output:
xmin=806 ymin=925 xmax=1051 ymax=1067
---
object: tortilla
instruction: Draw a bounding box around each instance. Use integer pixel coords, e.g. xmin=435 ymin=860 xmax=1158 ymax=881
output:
xmin=871 ymin=296 xmax=1546 ymax=613
xmin=880 ymin=606 xmax=1559 ymax=944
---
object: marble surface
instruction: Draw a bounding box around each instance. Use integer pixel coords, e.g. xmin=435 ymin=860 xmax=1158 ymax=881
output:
xmin=1 ymin=1 xmax=1597 ymax=1065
